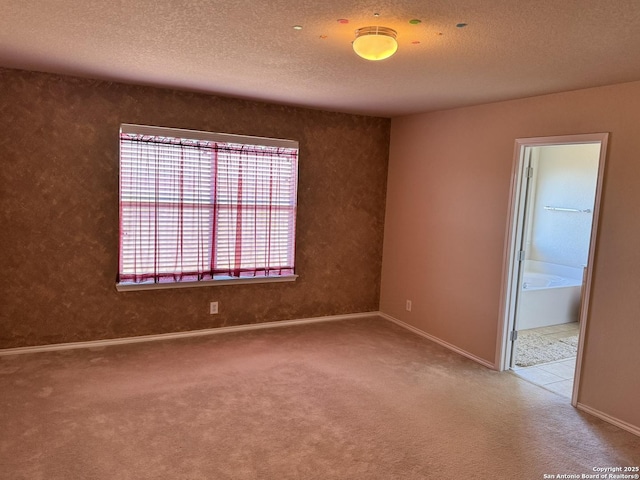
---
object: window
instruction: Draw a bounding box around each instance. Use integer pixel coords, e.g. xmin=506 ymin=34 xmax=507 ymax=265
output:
xmin=117 ymin=124 xmax=299 ymax=291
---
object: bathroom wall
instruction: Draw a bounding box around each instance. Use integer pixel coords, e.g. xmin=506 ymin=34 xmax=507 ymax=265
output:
xmin=527 ymin=144 xmax=600 ymax=267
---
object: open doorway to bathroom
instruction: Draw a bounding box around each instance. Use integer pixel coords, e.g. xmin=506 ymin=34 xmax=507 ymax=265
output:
xmin=499 ymin=133 xmax=608 ymax=406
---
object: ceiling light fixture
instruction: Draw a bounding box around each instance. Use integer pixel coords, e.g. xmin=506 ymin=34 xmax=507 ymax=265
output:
xmin=352 ymin=26 xmax=398 ymax=61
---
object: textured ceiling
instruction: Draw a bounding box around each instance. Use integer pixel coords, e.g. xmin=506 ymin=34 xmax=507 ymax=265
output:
xmin=1 ymin=0 xmax=640 ymax=117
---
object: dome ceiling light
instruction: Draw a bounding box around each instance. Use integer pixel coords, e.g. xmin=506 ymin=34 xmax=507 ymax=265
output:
xmin=352 ymin=25 xmax=398 ymax=61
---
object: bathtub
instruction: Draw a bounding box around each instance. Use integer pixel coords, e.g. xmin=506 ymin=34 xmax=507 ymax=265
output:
xmin=517 ymin=261 xmax=583 ymax=330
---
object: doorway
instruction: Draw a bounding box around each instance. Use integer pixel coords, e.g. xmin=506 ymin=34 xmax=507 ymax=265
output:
xmin=498 ymin=133 xmax=608 ymax=406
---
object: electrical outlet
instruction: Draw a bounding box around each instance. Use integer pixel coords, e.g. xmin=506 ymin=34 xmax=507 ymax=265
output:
xmin=406 ymin=300 xmax=412 ymax=312
xmin=209 ymin=301 xmax=219 ymax=315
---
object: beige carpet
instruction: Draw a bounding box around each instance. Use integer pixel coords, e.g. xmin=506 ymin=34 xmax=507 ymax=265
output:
xmin=515 ymin=330 xmax=579 ymax=367
xmin=1 ymin=316 xmax=638 ymax=479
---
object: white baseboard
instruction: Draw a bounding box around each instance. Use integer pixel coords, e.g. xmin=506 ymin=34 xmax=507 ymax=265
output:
xmin=6 ymin=311 xmax=636 ymax=438
xmin=379 ymin=312 xmax=497 ymax=370
xmin=576 ymin=402 xmax=640 ymax=438
xmin=0 ymin=312 xmax=378 ymax=357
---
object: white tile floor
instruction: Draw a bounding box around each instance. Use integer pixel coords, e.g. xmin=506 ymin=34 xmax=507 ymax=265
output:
xmin=512 ymin=357 xmax=576 ymax=397
xmin=511 ymin=323 xmax=579 ymax=398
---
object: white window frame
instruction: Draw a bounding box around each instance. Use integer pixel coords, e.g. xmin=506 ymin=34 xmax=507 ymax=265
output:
xmin=116 ymin=124 xmax=299 ymax=292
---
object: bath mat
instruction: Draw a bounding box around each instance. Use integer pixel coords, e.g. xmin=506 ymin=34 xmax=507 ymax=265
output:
xmin=515 ymin=331 xmax=578 ymax=367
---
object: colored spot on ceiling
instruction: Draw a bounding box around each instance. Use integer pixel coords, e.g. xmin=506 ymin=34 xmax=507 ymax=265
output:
xmin=409 ymin=19 xmax=422 ymax=25
xmin=293 ymin=25 xmax=303 ymax=30
xmin=412 ymin=41 xmax=421 ymax=45
xmin=319 ymin=35 xmax=328 ymax=39
xmin=437 ymin=32 xmax=443 ymax=36
xmin=456 ymin=23 xmax=468 ymax=28
xmin=337 ymin=19 xmax=349 ymax=24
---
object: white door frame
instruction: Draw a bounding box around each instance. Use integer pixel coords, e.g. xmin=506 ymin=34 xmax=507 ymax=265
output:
xmin=496 ymin=133 xmax=609 ymax=407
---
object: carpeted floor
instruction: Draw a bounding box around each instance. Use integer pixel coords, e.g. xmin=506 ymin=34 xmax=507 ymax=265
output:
xmin=515 ymin=330 xmax=579 ymax=367
xmin=1 ymin=316 xmax=638 ymax=479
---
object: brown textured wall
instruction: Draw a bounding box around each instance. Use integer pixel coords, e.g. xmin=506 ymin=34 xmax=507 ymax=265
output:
xmin=0 ymin=68 xmax=390 ymax=349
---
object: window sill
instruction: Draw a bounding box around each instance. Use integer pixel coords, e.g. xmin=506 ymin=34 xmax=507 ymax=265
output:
xmin=116 ymin=274 xmax=298 ymax=292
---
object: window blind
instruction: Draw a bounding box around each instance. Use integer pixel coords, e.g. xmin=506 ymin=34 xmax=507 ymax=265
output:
xmin=118 ymin=125 xmax=298 ymax=286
